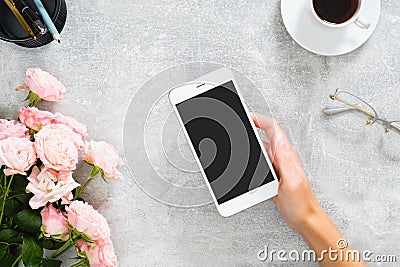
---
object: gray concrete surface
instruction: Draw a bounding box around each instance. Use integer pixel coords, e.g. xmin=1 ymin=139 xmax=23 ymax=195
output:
xmin=0 ymin=0 xmax=399 ymax=266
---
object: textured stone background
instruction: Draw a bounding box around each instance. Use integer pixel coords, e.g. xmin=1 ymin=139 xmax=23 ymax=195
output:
xmin=0 ymin=0 xmax=399 ymax=266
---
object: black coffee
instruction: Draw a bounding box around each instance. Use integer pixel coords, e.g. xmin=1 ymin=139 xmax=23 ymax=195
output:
xmin=313 ymin=0 xmax=359 ymax=24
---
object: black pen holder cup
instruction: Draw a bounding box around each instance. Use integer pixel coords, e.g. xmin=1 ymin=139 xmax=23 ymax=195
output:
xmin=0 ymin=0 xmax=67 ymax=48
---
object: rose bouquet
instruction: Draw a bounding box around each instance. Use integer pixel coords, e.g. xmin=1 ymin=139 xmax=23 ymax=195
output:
xmin=0 ymin=68 xmax=122 ymax=267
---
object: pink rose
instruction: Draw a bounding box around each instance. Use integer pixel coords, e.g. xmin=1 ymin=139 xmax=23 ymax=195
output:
xmin=76 ymin=239 xmax=90 ymax=252
xmin=54 ymin=113 xmax=87 ymax=138
xmin=66 ymin=201 xmax=111 ymax=241
xmin=84 ymin=239 xmax=118 ymax=267
xmin=82 ymin=141 xmax=123 ymax=179
xmin=0 ymin=137 xmax=36 ymax=176
xmin=19 ymin=107 xmax=56 ymax=131
xmin=34 ymin=124 xmax=84 ymax=173
xmin=70 ymin=201 xmax=118 ymax=267
xmin=19 ymin=107 xmax=87 ymax=138
xmin=40 ymin=203 xmax=69 ymax=241
xmin=0 ymin=119 xmax=29 ymax=140
xmin=17 ymin=68 xmax=65 ymax=102
xmin=26 ymin=167 xmax=80 ymax=209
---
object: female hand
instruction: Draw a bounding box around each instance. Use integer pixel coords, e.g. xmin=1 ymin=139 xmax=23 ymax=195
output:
xmin=251 ymin=113 xmax=322 ymax=233
xmin=251 ymin=113 xmax=365 ymax=267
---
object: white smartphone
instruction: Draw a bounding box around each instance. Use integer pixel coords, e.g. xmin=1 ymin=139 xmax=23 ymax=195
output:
xmin=169 ymin=67 xmax=278 ymax=217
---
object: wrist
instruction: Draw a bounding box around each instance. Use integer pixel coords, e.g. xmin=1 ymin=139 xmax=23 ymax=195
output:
xmin=297 ymin=205 xmax=328 ymax=237
xmin=297 ymin=206 xmax=343 ymax=253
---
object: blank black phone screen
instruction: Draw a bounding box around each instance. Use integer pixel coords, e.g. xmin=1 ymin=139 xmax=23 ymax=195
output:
xmin=176 ymin=81 xmax=274 ymax=204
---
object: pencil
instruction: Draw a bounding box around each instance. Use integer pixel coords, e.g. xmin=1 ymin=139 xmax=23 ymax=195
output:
xmin=3 ymin=0 xmax=36 ymax=39
xmin=32 ymin=0 xmax=60 ymax=43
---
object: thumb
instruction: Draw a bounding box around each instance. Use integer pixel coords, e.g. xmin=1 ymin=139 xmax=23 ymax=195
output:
xmin=251 ymin=112 xmax=305 ymax=180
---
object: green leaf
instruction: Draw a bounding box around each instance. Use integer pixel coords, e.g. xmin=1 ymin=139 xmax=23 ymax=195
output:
xmin=15 ymin=210 xmax=42 ymax=233
xmin=10 ymin=175 xmax=28 ymax=191
xmin=0 ymin=229 xmax=22 ymax=243
xmin=42 ymin=258 xmax=62 ymax=267
xmin=0 ymin=251 xmax=17 ymax=267
xmin=22 ymin=236 xmax=43 ymax=267
xmin=4 ymin=199 xmax=22 ymax=217
xmin=0 ymin=243 xmax=7 ymax=260
xmin=51 ymin=240 xmax=65 ymax=250
xmin=15 ymin=194 xmax=30 ymax=209
xmin=40 ymin=238 xmax=65 ymax=250
xmin=41 ymin=238 xmax=54 ymax=250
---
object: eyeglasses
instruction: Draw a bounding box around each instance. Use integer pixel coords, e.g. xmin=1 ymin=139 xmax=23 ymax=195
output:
xmin=323 ymin=89 xmax=400 ymax=133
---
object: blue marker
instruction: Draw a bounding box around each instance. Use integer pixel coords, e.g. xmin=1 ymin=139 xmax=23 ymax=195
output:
xmin=33 ymin=0 xmax=60 ymax=43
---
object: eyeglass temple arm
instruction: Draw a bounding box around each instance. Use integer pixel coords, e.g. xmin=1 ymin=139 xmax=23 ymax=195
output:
xmin=329 ymin=94 xmax=376 ymax=118
xmin=390 ymin=121 xmax=400 ymax=131
xmin=323 ymin=107 xmax=354 ymax=115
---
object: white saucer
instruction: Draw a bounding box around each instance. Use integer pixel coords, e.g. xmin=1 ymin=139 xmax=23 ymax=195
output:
xmin=281 ymin=0 xmax=380 ymax=56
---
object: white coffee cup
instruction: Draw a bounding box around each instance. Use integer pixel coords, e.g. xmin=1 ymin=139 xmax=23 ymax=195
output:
xmin=310 ymin=0 xmax=371 ymax=29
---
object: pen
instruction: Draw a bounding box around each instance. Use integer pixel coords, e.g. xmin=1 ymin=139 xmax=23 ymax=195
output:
xmin=3 ymin=0 xmax=36 ymax=39
xmin=32 ymin=0 xmax=60 ymax=43
xmin=14 ymin=0 xmax=46 ymax=36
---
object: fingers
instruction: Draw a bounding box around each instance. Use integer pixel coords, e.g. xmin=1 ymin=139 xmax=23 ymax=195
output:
xmin=251 ymin=112 xmax=293 ymax=160
xmin=273 ymin=124 xmax=308 ymax=184
xmin=262 ymin=141 xmax=273 ymax=160
xmin=251 ymin=113 xmax=306 ymax=181
xmin=251 ymin=112 xmax=276 ymax=146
